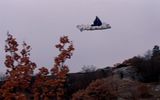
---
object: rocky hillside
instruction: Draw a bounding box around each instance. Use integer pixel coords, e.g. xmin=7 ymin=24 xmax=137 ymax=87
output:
xmin=69 ymin=44 xmax=160 ymax=99
xmin=71 ymin=65 xmax=160 ymax=100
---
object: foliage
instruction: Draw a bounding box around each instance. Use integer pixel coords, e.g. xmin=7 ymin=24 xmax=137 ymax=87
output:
xmin=123 ymin=45 xmax=160 ymax=82
xmin=81 ymin=65 xmax=96 ymax=73
xmin=72 ymin=77 xmax=118 ymax=100
xmin=152 ymin=45 xmax=160 ymax=58
xmin=32 ymin=36 xmax=74 ymax=100
xmin=0 ymin=33 xmax=36 ymax=100
xmin=72 ymin=74 xmax=154 ymax=100
xmin=0 ymin=33 xmax=74 ymax=100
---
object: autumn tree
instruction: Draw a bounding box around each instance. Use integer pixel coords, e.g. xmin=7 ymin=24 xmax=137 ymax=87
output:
xmin=0 ymin=33 xmax=37 ymax=100
xmin=0 ymin=33 xmax=74 ymax=100
xmin=32 ymin=36 xmax=74 ymax=100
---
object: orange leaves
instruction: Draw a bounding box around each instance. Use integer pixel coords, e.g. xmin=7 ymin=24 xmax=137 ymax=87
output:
xmin=5 ymin=33 xmax=18 ymax=52
xmin=21 ymin=41 xmax=31 ymax=57
xmin=52 ymin=36 xmax=74 ymax=99
xmin=1 ymin=34 xmax=74 ymax=100
xmin=68 ymin=43 xmax=74 ymax=52
xmin=1 ymin=33 xmax=36 ymax=100
xmin=38 ymin=67 xmax=49 ymax=76
xmin=15 ymin=93 xmax=27 ymax=100
xmin=20 ymin=57 xmax=30 ymax=65
xmin=4 ymin=55 xmax=14 ymax=68
xmin=54 ymin=36 xmax=74 ymax=66
xmin=33 ymin=36 xmax=74 ymax=99
xmin=55 ymin=44 xmax=63 ymax=51
xmin=13 ymin=53 xmax=21 ymax=61
xmin=51 ymin=65 xmax=59 ymax=75
xmin=60 ymin=36 xmax=69 ymax=44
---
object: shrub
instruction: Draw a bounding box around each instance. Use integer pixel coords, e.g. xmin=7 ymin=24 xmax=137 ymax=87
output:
xmin=72 ymin=77 xmax=118 ymax=100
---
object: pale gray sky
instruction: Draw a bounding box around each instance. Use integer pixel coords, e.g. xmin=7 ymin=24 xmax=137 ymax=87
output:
xmin=0 ymin=0 xmax=160 ymax=73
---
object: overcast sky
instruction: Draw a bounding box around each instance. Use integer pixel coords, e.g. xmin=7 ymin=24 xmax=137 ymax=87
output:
xmin=0 ymin=0 xmax=160 ymax=73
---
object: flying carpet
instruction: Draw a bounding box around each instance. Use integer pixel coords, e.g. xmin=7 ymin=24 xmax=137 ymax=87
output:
xmin=77 ymin=16 xmax=111 ymax=32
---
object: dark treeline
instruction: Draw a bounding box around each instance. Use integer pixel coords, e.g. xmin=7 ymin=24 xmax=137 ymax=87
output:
xmin=123 ymin=45 xmax=160 ymax=82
